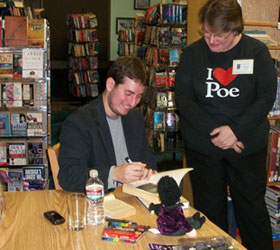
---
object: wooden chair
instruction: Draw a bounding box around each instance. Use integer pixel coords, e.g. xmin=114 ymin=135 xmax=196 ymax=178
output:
xmin=47 ymin=143 xmax=62 ymax=190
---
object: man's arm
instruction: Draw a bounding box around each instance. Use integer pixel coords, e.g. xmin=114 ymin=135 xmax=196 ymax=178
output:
xmin=58 ymin=115 xmax=91 ymax=192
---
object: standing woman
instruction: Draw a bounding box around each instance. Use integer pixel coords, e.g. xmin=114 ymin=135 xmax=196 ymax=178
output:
xmin=175 ymin=0 xmax=276 ymax=249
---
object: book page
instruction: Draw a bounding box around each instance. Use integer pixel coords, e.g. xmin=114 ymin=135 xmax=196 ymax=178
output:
xmin=148 ymin=168 xmax=193 ymax=186
xmin=104 ymin=193 xmax=136 ymax=218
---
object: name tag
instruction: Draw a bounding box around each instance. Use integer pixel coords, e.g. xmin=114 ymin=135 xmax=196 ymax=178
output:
xmin=232 ymin=59 xmax=254 ymax=74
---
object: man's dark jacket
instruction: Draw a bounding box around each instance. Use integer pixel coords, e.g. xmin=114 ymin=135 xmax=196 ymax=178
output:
xmin=58 ymin=95 xmax=157 ymax=193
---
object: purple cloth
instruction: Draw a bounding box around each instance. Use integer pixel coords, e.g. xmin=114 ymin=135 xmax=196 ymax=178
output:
xmin=157 ymin=205 xmax=193 ymax=235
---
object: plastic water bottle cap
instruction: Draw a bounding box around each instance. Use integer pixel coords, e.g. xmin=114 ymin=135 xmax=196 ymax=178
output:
xmin=89 ymin=169 xmax=98 ymax=178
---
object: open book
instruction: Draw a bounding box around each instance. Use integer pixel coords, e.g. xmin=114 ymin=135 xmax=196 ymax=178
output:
xmin=122 ymin=168 xmax=193 ymax=204
xmin=104 ymin=193 xmax=136 ymax=219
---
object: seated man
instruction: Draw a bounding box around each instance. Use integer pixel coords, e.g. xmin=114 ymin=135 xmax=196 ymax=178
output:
xmin=58 ymin=56 xmax=157 ymax=192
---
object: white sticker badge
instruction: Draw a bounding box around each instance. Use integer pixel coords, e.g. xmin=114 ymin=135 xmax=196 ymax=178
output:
xmin=232 ymin=59 xmax=254 ymax=74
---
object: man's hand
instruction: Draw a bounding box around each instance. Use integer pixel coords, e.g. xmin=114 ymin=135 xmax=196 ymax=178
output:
xmin=113 ymin=162 xmax=150 ymax=183
xmin=141 ymin=168 xmax=157 ymax=181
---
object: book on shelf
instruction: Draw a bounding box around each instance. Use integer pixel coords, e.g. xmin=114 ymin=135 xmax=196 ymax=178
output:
xmin=157 ymin=26 xmax=171 ymax=46
xmin=158 ymin=48 xmax=170 ymax=66
xmin=169 ymin=48 xmax=180 ymax=67
xmin=0 ymin=142 xmax=7 ymax=166
xmin=156 ymin=91 xmax=168 ymax=110
xmin=0 ymin=53 xmax=13 ymax=77
xmin=27 ymin=141 xmax=43 ymax=165
xmin=154 ymin=111 xmax=165 ymax=131
xmin=12 ymin=53 xmax=22 ymax=78
xmin=0 ymin=112 xmax=10 ymax=136
xmin=22 ymin=48 xmax=44 ymax=78
xmin=155 ymin=71 xmax=168 ymax=89
xmin=272 ymin=225 xmax=280 ymax=241
xmin=22 ymin=165 xmax=46 ymax=191
xmin=4 ymin=16 xmax=28 ymax=47
xmin=7 ymin=168 xmax=23 ymax=192
xmin=104 ymin=193 xmax=136 ymax=219
xmin=267 ymin=127 xmax=280 ymax=184
xmin=27 ymin=18 xmax=47 ymax=48
xmin=8 ymin=142 xmax=26 ymax=165
xmin=167 ymin=70 xmax=176 ymax=88
xmin=22 ymin=166 xmax=45 ymax=180
xmin=26 ymin=112 xmax=43 ymax=136
xmin=122 ymin=168 xmax=193 ymax=204
xmin=166 ymin=111 xmax=177 ymax=131
xmin=22 ymin=83 xmax=34 ymax=106
xmin=5 ymin=82 xmax=22 ymax=107
xmin=10 ymin=112 xmax=27 ymax=136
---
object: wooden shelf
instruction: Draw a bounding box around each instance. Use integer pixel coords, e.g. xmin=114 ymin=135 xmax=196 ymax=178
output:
xmin=268 ymin=116 xmax=280 ymax=120
xmin=267 ymin=46 xmax=280 ymax=50
xmin=267 ymin=182 xmax=280 ymax=186
xmin=244 ymin=21 xmax=278 ymax=28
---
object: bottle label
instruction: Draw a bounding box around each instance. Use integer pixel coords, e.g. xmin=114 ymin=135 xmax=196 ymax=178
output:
xmin=86 ymin=185 xmax=104 ymax=201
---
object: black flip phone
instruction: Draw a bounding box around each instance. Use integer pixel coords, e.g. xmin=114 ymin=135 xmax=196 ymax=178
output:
xmin=44 ymin=210 xmax=65 ymax=225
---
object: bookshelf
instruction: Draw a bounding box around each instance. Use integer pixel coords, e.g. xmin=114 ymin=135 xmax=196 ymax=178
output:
xmin=0 ymin=16 xmax=50 ymax=192
xmin=66 ymin=13 xmax=100 ymax=98
xmin=135 ymin=3 xmax=187 ymax=154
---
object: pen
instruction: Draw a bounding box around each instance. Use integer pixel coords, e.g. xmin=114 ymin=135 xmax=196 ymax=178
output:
xmin=105 ymin=217 xmax=134 ymax=224
xmin=125 ymin=157 xmax=132 ymax=163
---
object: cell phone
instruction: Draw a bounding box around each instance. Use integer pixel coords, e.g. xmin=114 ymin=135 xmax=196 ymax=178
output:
xmin=44 ymin=210 xmax=65 ymax=225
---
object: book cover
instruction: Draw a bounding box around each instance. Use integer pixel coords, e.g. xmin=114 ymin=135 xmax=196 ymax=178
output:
xmin=104 ymin=193 xmax=136 ymax=219
xmin=8 ymin=142 xmax=26 ymax=165
xmin=157 ymin=26 xmax=171 ymax=46
xmin=4 ymin=16 xmax=28 ymax=47
xmin=166 ymin=111 xmax=177 ymax=132
xmin=23 ymin=166 xmax=45 ymax=180
xmin=22 ymin=48 xmax=44 ymax=78
xmin=26 ymin=112 xmax=43 ymax=136
xmin=0 ymin=53 xmax=13 ymax=77
xmin=122 ymin=168 xmax=193 ymax=204
xmin=0 ymin=112 xmax=10 ymax=136
xmin=5 ymin=82 xmax=22 ymax=107
xmin=12 ymin=53 xmax=22 ymax=78
xmin=0 ymin=17 xmax=3 ymax=47
xmin=169 ymin=48 xmax=180 ymax=67
xmin=156 ymin=91 xmax=168 ymax=110
xmin=28 ymin=18 xmax=46 ymax=48
xmin=10 ymin=112 xmax=27 ymax=136
xmin=267 ymin=129 xmax=280 ymax=183
xmin=158 ymin=48 xmax=169 ymax=66
xmin=27 ymin=141 xmax=43 ymax=164
xmin=168 ymin=70 xmax=176 ymax=89
xmin=22 ymin=83 xmax=34 ymax=106
xmin=154 ymin=111 xmax=165 ymax=131
xmin=155 ymin=72 xmax=168 ymax=89
xmin=0 ymin=143 xmax=7 ymax=166
xmin=7 ymin=169 xmax=23 ymax=192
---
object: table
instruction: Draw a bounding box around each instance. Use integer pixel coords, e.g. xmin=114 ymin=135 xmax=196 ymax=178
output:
xmin=0 ymin=187 xmax=247 ymax=250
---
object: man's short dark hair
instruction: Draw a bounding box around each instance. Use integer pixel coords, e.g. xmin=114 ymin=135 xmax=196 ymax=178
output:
xmin=107 ymin=56 xmax=148 ymax=86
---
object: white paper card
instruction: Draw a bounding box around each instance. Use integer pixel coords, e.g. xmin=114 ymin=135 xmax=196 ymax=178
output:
xmin=232 ymin=59 xmax=254 ymax=74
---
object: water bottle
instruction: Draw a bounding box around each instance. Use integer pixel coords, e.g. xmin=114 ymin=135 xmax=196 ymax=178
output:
xmin=85 ymin=169 xmax=105 ymax=225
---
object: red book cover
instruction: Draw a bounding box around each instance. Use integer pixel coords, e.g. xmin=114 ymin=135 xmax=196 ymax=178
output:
xmin=4 ymin=16 xmax=28 ymax=47
xmin=267 ymin=130 xmax=279 ymax=183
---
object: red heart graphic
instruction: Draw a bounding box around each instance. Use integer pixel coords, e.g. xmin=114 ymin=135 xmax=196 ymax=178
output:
xmin=213 ymin=67 xmax=237 ymax=86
